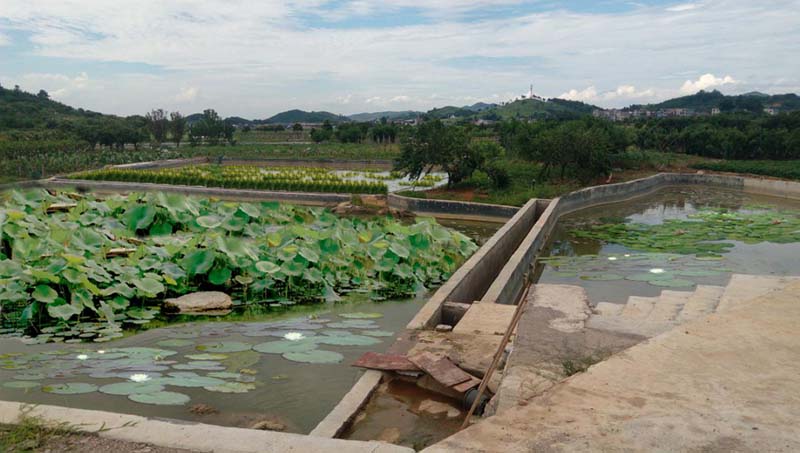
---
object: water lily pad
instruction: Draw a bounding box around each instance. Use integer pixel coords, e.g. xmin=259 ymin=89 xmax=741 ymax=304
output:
xmin=282 ymin=350 xmax=343 ymax=364
xmin=253 ymin=339 xmax=318 ymax=354
xmin=580 ymin=273 xmax=624 ymax=281
xmin=157 ymin=339 xmax=194 ymax=348
xmin=129 ymin=391 xmax=190 ymax=406
xmin=327 ymin=320 xmax=378 ymax=329
xmin=185 ymin=353 xmax=228 ymax=361
xmin=316 ymin=333 xmax=381 ymax=346
xmin=674 ymin=269 xmax=722 ymax=277
xmin=159 ymin=373 xmax=226 ymax=388
xmin=196 ymin=342 xmax=252 ymax=353
xmin=13 ymin=373 xmax=46 ymax=381
xmin=203 ymin=382 xmax=256 ymax=393
xmin=99 ymin=382 xmax=165 ymax=396
xmin=3 ymin=381 xmax=40 ymax=390
xmin=172 ymin=361 xmax=225 ymax=371
xmin=43 ymin=382 xmax=98 ymax=395
xmin=338 ymin=312 xmax=383 ymax=319
xmin=648 ymin=279 xmax=695 ymax=288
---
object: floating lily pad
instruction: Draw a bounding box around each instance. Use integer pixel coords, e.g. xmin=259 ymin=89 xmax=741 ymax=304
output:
xmin=252 ymin=339 xmax=318 ymax=354
xmin=327 ymin=320 xmax=378 ymax=329
xmin=203 ymin=382 xmax=256 ymax=393
xmin=626 ymin=272 xmax=673 ymax=282
xmin=3 ymin=381 xmax=40 ymax=390
xmin=206 ymin=372 xmax=242 ymax=379
xmin=338 ymin=312 xmax=383 ymax=319
xmin=43 ymin=382 xmax=98 ymax=395
xmin=129 ymin=391 xmax=190 ymax=406
xmin=674 ymin=269 xmax=722 ymax=277
xmin=172 ymin=361 xmax=225 ymax=371
xmin=282 ymin=350 xmax=344 ymax=364
xmin=316 ymin=333 xmax=381 ymax=346
xmin=185 ymin=353 xmax=228 ymax=361
xmin=159 ymin=372 xmax=226 ymax=388
xmin=579 ymin=273 xmax=624 ymax=281
xmin=13 ymin=373 xmax=46 ymax=381
xmin=196 ymin=342 xmax=252 ymax=353
xmin=99 ymin=382 xmax=165 ymax=396
xmin=157 ymin=339 xmax=194 ymax=348
xmin=648 ymin=279 xmax=695 ymax=288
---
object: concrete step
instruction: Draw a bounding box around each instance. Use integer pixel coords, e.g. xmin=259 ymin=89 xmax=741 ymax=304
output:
xmin=676 ymin=285 xmax=725 ymax=323
xmin=717 ymin=274 xmax=800 ymax=312
xmin=593 ymin=302 xmax=624 ymax=316
xmin=644 ymin=290 xmax=691 ymax=324
xmin=620 ymin=296 xmax=658 ymax=319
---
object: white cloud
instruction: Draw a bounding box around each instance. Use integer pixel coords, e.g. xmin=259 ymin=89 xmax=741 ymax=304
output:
xmin=666 ymin=3 xmax=700 ymax=12
xmin=559 ymin=86 xmax=599 ymax=102
xmin=9 ymin=72 xmax=91 ymax=98
xmin=0 ymin=32 xmax=8 ymax=46
xmin=175 ymin=87 xmax=199 ymax=102
xmin=679 ymin=73 xmax=736 ymax=94
xmin=559 ymin=84 xmax=657 ymax=103
xmin=0 ymin=0 xmax=797 ymax=114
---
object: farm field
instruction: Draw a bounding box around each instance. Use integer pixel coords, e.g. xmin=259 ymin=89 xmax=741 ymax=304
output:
xmin=68 ymin=165 xmax=446 ymax=194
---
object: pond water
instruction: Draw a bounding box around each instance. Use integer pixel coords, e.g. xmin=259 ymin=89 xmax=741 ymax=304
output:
xmin=0 ymin=219 xmax=500 ymax=434
xmin=537 ymin=186 xmax=800 ymax=304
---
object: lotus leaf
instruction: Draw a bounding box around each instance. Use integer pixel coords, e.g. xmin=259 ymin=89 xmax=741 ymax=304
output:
xmin=99 ymin=382 xmax=166 ymax=395
xmin=316 ymin=333 xmax=381 ymax=346
xmin=204 ymin=382 xmax=256 ymax=393
xmin=129 ymin=391 xmax=190 ymax=406
xmin=42 ymin=382 xmax=98 ymax=395
xmin=157 ymin=339 xmax=194 ymax=348
xmin=196 ymin=342 xmax=252 ymax=353
xmin=282 ymin=350 xmax=344 ymax=364
xmin=252 ymin=339 xmax=318 ymax=354
xmin=338 ymin=312 xmax=383 ymax=319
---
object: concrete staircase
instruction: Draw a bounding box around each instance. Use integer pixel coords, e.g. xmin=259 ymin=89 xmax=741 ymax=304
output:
xmin=587 ymin=274 xmax=800 ymax=338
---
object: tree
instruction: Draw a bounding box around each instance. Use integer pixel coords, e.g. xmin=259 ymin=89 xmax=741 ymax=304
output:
xmin=395 ymin=120 xmax=473 ymax=186
xmin=145 ymin=109 xmax=169 ymax=144
xmin=170 ymin=112 xmax=187 ymax=147
xmin=37 ymin=89 xmax=49 ymax=99
xmin=292 ymin=122 xmax=303 ymax=131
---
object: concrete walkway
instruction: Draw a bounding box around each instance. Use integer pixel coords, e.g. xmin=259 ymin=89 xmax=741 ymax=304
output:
xmin=424 ymin=282 xmax=800 ymax=452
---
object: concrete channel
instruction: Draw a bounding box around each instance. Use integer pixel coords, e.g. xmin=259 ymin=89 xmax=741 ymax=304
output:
xmin=4 ymin=171 xmax=800 ymax=452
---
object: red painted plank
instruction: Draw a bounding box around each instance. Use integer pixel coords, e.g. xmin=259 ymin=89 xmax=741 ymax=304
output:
xmin=409 ymin=352 xmax=472 ymax=387
xmin=352 ymin=352 xmax=420 ymax=371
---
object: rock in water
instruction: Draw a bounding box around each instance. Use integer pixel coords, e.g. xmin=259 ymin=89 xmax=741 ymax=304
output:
xmin=163 ymin=292 xmax=233 ymax=315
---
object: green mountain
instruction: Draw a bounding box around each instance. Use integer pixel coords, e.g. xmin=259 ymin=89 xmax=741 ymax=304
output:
xmin=265 ymin=109 xmax=348 ymax=124
xmin=347 ymin=111 xmax=421 ymax=122
xmin=491 ymin=98 xmax=597 ymax=120
xmin=637 ymin=90 xmax=800 ymax=113
xmin=0 ymin=85 xmax=111 ymax=131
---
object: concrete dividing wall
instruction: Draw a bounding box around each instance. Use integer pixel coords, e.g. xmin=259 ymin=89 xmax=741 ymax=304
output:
xmin=478 ymin=172 xmax=800 ymax=306
xmin=406 ymin=198 xmax=548 ymax=330
xmin=388 ymin=193 xmax=519 ymax=222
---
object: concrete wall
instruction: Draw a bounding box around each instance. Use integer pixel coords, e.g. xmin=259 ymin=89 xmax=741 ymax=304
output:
xmin=388 ymin=193 xmax=519 ymax=222
xmin=478 ymin=173 xmax=800 ymax=306
xmin=406 ymin=198 xmax=548 ymax=330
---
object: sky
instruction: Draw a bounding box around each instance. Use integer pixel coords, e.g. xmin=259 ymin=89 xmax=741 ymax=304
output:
xmin=1 ymin=0 xmax=798 ymax=118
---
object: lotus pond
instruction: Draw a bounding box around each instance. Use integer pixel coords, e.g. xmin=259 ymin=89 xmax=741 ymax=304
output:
xmin=537 ymin=186 xmax=800 ymax=304
xmin=0 ymin=188 xmax=499 ymax=433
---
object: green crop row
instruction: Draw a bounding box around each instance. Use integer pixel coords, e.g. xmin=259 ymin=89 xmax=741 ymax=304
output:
xmin=691 ymin=160 xmax=800 ymax=181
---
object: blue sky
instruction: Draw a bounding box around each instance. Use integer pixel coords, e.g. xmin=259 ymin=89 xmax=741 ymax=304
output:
xmin=1 ymin=0 xmax=798 ymax=117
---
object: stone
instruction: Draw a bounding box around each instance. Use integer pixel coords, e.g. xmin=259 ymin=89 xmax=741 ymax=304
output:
xmin=376 ymin=427 xmax=401 ymax=443
xmin=418 ymin=399 xmax=460 ymax=418
xmin=188 ymin=404 xmax=218 ymax=415
xmin=249 ymin=419 xmax=286 ymax=432
xmin=434 ymin=324 xmax=453 ymax=333
xmin=163 ymin=292 xmax=232 ymax=315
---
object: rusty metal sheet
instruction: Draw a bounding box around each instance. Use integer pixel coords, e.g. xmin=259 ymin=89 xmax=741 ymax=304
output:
xmin=409 ymin=352 xmax=472 ymax=387
xmin=452 ymin=376 xmax=481 ymax=393
xmin=352 ymin=352 xmax=420 ymax=371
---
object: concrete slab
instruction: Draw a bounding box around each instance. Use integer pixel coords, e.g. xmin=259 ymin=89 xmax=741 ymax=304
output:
xmin=408 ymin=331 xmax=504 ymax=378
xmin=718 ymin=274 xmax=800 ymax=312
xmin=0 ymin=401 xmax=412 ymax=453
xmin=620 ymin=295 xmax=657 ymax=319
xmin=424 ymin=282 xmax=800 ymax=453
xmin=452 ymin=303 xmax=517 ymax=336
xmin=529 ymin=284 xmax=592 ymax=333
xmin=677 ymin=285 xmax=725 ymax=323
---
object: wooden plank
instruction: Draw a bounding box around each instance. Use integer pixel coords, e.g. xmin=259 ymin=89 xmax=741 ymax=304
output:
xmin=409 ymin=352 xmax=472 ymax=387
xmin=352 ymin=352 xmax=420 ymax=372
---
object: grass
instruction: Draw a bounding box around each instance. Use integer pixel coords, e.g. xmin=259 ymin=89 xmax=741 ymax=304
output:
xmin=691 ymin=159 xmax=800 ymax=181
xmin=190 ymin=142 xmax=400 ymax=161
xmin=0 ymin=410 xmax=76 ymax=453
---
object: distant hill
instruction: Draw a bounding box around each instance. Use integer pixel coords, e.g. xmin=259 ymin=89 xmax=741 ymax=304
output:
xmin=464 ymin=102 xmax=497 ymax=112
xmin=635 ymin=90 xmax=800 ymax=113
xmin=348 ymin=110 xmax=420 ymax=122
xmin=265 ymin=109 xmax=348 ymax=124
xmin=0 ymin=85 xmax=111 ymax=130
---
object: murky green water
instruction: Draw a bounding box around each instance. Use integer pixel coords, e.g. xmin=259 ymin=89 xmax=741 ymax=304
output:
xmin=537 ymin=186 xmax=800 ymax=304
xmin=0 ymin=220 xmax=500 ymax=434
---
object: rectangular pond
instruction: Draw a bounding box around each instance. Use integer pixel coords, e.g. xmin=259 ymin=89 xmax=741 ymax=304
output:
xmin=536 ymin=185 xmax=800 ymax=304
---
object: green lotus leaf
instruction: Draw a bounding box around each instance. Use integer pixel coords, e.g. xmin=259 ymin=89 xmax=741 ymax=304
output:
xmin=252 ymin=339 xmax=318 ymax=354
xmin=32 ymin=285 xmax=58 ymax=303
xmin=208 ymin=266 xmax=232 ymax=285
xmin=282 ymin=350 xmax=343 ymax=364
xmin=196 ymin=342 xmax=252 ymax=353
xmin=648 ymin=278 xmax=695 ymax=287
xmin=316 ymin=333 xmax=381 ymax=346
xmin=203 ymin=382 xmax=256 ymax=393
xmin=3 ymin=381 xmax=40 ymax=390
xmin=47 ymin=299 xmax=82 ymax=321
xmin=255 ymin=261 xmax=281 ymax=275
xmin=125 ymin=205 xmax=156 ymax=231
xmin=132 ymin=277 xmax=165 ymax=296
xmin=185 ymin=353 xmax=227 ymax=360
xmin=580 ymin=273 xmax=624 ymax=281
xmin=171 ymin=361 xmax=224 ymax=371
xmin=182 ymin=249 xmax=215 ymax=276
xmin=196 ymin=215 xmax=223 ymax=229
xmin=362 ymin=330 xmax=394 ymax=337
xmin=43 ymin=382 xmax=98 ymax=395
xmin=159 ymin=373 xmax=226 ymax=388
xmin=157 ymin=339 xmax=194 ymax=348
xmin=99 ymin=382 xmax=165 ymax=396
xmin=129 ymin=391 xmax=190 ymax=406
